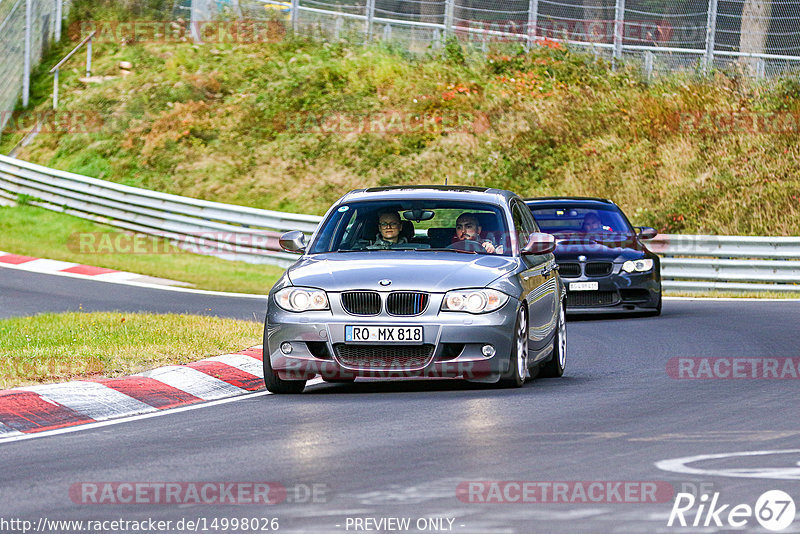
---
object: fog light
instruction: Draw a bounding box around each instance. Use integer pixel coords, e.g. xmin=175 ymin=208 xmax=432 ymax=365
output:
xmin=481 ymin=345 xmax=495 ymax=357
xmin=280 ymin=342 xmax=293 ymax=354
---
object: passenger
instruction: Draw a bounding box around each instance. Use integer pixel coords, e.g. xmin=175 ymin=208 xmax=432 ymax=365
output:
xmin=369 ymin=211 xmax=408 ymax=249
xmin=454 ymin=213 xmax=502 ymax=254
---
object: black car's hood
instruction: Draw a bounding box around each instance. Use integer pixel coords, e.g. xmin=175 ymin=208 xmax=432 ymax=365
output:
xmin=552 ymin=233 xmax=649 ymax=262
xmin=287 ymin=251 xmax=517 ymax=292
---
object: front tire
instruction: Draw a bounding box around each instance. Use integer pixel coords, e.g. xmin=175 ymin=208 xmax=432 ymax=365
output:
xmin=540 ymin=300 xmax=566 ymax=378
xmin=499 ymin=307 xmax=528 ymax=387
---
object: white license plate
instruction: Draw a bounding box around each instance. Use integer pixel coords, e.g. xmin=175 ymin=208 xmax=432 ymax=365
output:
xmin=345 ymin=325 xmax=423 ymax=344
xmin=570 ymin=281 xmax=599 ymax=291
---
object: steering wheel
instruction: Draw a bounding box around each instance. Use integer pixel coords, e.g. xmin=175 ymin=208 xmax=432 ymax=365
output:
xmin=447 ymin=239 xmax=485 ymax=252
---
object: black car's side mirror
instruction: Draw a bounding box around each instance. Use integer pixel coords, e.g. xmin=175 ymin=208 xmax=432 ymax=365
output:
xmin=522 ymin=233 xmax=556 ymax=255
xmin=279 ymin=230 xmax=307 ymax=253
xmin=636 ymin=227 xmax=658 ymax=240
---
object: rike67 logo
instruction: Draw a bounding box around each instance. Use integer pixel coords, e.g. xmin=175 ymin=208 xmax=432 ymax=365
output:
xmin=668 ymin=490 xmax=796 ymax=531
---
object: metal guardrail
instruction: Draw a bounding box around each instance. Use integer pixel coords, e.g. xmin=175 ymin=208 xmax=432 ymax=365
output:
xmin=0 ymin=154 xmax=798 ymax=290
xmin=0 ymin=155 xmax=322 ymax=267
xmin=650 ymin=235 xmax=800 ymax=292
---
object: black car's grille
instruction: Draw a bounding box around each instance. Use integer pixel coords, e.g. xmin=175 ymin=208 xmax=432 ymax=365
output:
xmin=585 ymin=262 xmax=613 ymax=277
xmin=334 ymin=344 xmax=435 ymax=370
xmin=387 ymin=292 xmax=429 ymax=316
xmin=558 ymin=263 xmax=581 ymax=278
xmin=341 ymin=291 xmax=381 ymax=315
xmin=567 ymin=290 xmax=619 ymax=307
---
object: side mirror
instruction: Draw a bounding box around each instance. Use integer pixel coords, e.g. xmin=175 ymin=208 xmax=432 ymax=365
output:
xmin=522 ymin=232 xmax=556 ymax=255
xmin=637 ymin=227 xmax=657 ymax=240
xmin=279 ymin=230 xmax=307 ymax=253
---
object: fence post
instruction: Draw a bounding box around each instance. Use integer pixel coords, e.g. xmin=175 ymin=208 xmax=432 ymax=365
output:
xmin=23 ymin=0 xmax=32 ymax=107
xmin=365 ymin=0 xmax=375 ymax=41
xmin=704 ymin=0 xmax=718 ymax=72
xmin=612 ymin=0 xmax=626 ymax=68
xmin=383 ymin=23 xmax=392 ymax=41
xmin=444 ymin=0 xmax=455 ymax=38
xmin=756 ymin=58 xmax=766 ymax=78
xmin=644 ymin=50 xmax=654 ymax=80
xmin=334 ymin=15 xmax=343 ymax=40
xmin=291 ymin=0 xmax=299 ymax=34
xmin=54 ymin=0 xmax=62 ymax=42
xmin=526 ymin=0 xmax=539 ymax=50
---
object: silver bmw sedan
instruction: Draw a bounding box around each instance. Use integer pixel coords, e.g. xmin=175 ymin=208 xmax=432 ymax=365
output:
xmin=263 ymin=186 xmax=566 ymax=393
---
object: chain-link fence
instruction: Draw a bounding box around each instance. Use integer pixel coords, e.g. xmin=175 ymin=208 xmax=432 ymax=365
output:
xmin=229 ymin=0 xmax=800 ymax=78
xmin=0 ymin=0 xmax=71 ymax=134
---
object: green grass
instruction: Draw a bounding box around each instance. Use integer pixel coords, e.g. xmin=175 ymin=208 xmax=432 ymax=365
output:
xmin=0 ymin=311 xmax=262 ymax=388
xmin=6 ymin=29 xmax=800 ymax=236
xmin=0 ymin=204 xmax=285 ymax=294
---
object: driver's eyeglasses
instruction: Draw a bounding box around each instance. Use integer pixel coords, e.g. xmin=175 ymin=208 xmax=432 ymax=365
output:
xmin=379 ymin=222 xmax=400 ymax=228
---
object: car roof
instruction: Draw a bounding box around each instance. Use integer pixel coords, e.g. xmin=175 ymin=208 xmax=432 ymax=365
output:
xmin=340 ymin=185 xmax=515 ymax=204
xmin=524 ymin=196 xmax=618 ymax=208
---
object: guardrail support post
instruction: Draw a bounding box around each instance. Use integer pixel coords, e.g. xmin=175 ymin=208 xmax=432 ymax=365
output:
xmin=612 ymin=0 xmax=625 ymax=69
xmin=526 ymin=0 xmax=538 ymax=50
xmin=704 ymin=0 xmax=718 ymax=73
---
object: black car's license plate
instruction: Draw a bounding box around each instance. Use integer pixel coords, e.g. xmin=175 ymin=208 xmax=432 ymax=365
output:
xmin=345 ymin=326 xmax=423 ymax=344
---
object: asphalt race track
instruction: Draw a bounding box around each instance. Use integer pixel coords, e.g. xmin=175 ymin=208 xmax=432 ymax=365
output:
xmin=2 ymin=270 xmax=800 ymax=533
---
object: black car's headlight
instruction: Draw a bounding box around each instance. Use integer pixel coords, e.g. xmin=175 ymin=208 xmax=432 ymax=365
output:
xmin=275 ymin=287 xmax=330 ymax=312
xmin=441 ymin=289 xmax=508 ymax=314
xmin=622 ymin=259 xmax=654 ymax=273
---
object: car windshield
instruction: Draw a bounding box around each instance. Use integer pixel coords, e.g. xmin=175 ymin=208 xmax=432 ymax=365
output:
xmin=309 ymin=199 xmax=512 ymax=256
xmin=529 ymin=206 xmax=634 ymax=236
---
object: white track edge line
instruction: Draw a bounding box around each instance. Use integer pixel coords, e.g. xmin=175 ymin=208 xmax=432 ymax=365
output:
xmin=0 ymin=261 xmax=267 ymax=299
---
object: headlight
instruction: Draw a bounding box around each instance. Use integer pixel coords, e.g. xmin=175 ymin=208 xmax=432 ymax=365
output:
xmin=622 ymin=259 xmax=654 ymax=273
xmin=275 ymin=287 xmax=330 ymax=312
xmin=441 ymin=289 xmax=508 ymax=314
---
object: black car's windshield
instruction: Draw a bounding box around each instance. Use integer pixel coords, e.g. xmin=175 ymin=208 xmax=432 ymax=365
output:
xmin=529 ymin=206 xmax=634 ymax=237
xmin=309 ymin=200 xmax=512 ymax=256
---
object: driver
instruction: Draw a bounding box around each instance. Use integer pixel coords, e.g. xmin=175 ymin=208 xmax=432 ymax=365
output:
xmin=454 ymin=213 xmax=502 ymax=254
xmin=368 ymin=210 xmax=408 ymax=249
xmin=581 ymin=212 xmax=603 ymax=233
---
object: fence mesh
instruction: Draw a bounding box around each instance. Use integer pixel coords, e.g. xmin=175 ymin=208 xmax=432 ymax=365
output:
xmin=0 ymin=0 xmax=69 ymax=135
xmin=229 ymin=0 xmax=800 ymax=77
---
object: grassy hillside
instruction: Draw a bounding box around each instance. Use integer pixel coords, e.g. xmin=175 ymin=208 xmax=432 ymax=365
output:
xmin=4 ymin=16 xmax=800 ymax=235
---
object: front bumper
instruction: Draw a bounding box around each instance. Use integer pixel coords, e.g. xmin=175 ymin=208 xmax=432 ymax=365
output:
xmin=561 ymin=267 xmax=661 ymax=314
xmin=265 ymin=293 xmax=518 ymax=382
